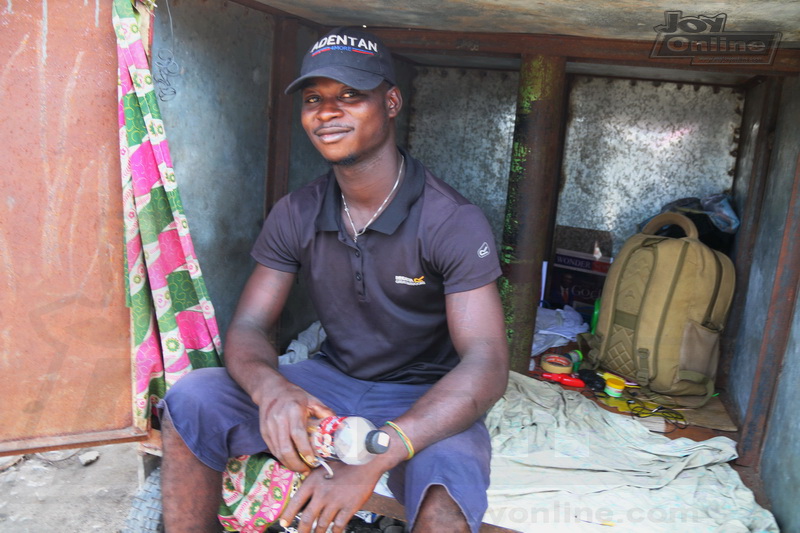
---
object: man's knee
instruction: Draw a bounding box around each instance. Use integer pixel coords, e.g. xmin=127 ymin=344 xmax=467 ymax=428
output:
xmin=159 ymin=367 xmax=262 ymax=471
xmin=414 ymin=485 xmax=469 ymax=533
xmin=163 ymin=368 xmax=225 ymax=410
xmin=411 ymin=425 xmax=491 ymax=486
xmin=160 ymin=367 xmax=241 ymax=433
xmin=389 ymin=428 xmax=490 ymax=533
xmin=421 ymin=484 xmax=465 ymax=517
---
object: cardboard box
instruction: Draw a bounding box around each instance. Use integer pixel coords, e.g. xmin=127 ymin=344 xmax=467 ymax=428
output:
xmin=546 ymin=248 xmax=612 ymax=322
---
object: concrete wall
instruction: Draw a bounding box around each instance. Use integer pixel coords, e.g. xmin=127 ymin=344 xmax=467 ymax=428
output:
xmin=153 ymin=0 xmax=274 ymax=343
xmin=757 ymin=76 xmax=800 ymax=533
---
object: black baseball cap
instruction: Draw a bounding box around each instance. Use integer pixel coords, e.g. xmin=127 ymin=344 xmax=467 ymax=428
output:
xmin=285 ymin=27 xmax=396 ymax=94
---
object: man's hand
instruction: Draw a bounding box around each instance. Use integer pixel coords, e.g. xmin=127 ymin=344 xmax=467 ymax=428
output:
xmin=254 ymin=379 xmax=335 ymax=473
xmin=279 ymin=461 xmax=382 ymax=533
xmin=222 ymin=265 xmax=336 ymax=472
xmin=279 ymin=428 xmax=407 ymax=533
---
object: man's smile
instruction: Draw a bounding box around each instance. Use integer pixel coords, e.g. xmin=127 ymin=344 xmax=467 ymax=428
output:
xmin=314 ymin=124 xmax=352 ymax=143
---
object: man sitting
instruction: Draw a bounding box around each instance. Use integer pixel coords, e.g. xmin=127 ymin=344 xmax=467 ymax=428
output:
xmin=160 ymin=26 xmax=509 ymax=533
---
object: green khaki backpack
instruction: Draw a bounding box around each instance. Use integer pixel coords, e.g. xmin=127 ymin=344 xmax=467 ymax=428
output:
xmin=585 ymin=212 xmax=735 ymax=407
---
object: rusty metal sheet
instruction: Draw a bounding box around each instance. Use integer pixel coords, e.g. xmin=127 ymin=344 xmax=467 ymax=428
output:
xmin=0 ymin=1 xmax=141 ymax=454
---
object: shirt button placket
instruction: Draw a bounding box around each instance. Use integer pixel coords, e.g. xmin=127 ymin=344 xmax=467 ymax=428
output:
xmin=354 ymin=246 xmax=366 ymax=300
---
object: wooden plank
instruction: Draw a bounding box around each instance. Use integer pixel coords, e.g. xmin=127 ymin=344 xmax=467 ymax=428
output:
xmin=362 ymin=493 xmax=522 ymax=533
xmin=224 ymin=7 xmax=800 ymax=76
xmin=0 ymin=428 xmax=147 ymax=457
xmin=500 ymin=55 xmax=567 ymax=374
xmin=230 ymin=0 xmax=327 ymax=32
xmin=371 ymin=28 xmax=800 ymax=75
xmin=266 ymin=17 xmax=301 ymax=213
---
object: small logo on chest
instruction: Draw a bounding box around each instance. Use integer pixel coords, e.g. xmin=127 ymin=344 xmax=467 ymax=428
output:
xmin=395 ymin=275 xmax=426 ymax=286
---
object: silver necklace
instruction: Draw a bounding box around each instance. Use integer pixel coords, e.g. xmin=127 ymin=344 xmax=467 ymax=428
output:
xmin=341 ymin=156 xmax=404 ymax=243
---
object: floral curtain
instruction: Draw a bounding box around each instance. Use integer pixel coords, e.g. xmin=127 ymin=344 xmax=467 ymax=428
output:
xmin=112 ymin=4 xmax=297 ymax=530
xmin=113 ymin=0 xmax=223 ymax=431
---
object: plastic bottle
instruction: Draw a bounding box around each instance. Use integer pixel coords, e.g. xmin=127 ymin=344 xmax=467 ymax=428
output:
xmin=308 ymin=416 xmax=390 ymax=465
xmin=567 ymin=349 xmax=583 ymax=373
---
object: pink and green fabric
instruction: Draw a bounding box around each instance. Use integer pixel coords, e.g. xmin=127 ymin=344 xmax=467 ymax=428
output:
xmin=113 ymin=1 xmax=297 ymax=530
xmin=219 ymin=455 xmax=302 ymax=532
xmin=114 ymin=0 xmax=223 ymax=429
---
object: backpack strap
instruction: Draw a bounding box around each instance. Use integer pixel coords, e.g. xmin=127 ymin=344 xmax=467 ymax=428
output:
xmin=637 ymin=371 xmax=715 ymax=408
xmin=641 ymin=212 xmax=699 ymax=239
xmin=636 ymin=348 xmax=651 ymax=387
xmin=577 ymin=332 xmax=601 ymax=370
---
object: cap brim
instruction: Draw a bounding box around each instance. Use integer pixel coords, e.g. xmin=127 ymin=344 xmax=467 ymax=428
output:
xmin=284 ymin=66 xmax=386 ymax=95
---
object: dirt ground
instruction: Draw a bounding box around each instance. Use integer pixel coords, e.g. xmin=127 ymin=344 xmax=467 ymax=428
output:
xmin=0 ymin=442 xmax=141 ymax=532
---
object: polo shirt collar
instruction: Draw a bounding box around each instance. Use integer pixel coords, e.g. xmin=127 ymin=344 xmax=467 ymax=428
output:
xmin=315 ymin=146 xmax=425 ymax=235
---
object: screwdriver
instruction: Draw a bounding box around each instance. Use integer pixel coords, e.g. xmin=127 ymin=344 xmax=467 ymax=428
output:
xmin=541 ymin=372 xmax=586 ymax=388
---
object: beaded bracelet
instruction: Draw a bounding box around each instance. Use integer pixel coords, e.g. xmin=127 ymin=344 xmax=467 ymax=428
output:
xmin=384 ymin=420 xmax=415 ymax=460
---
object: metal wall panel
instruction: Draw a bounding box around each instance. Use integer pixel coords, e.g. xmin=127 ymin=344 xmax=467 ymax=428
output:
xmin=558 ymin=76 xmax=743 ymax=256
xmin=729 ymin=82 xmax=799 ymax=416
xmin=408 ymin=68 xmax=519 ymax=244
xmin=0 ymin=1 xmax=134 ymax=452
xmin=753 ymin=76 xmax=800 ymax=530
xmin=763 ymin=278 xmax=800 ymax=532
xmin=153 ymin=0 xmax=274 ymax=341
xmin=735 ymin=77 xmax=800 ymax=421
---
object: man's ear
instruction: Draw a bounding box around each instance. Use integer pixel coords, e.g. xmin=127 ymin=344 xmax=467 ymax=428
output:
xmin=386 ymin=85 xmax=403 ymax=118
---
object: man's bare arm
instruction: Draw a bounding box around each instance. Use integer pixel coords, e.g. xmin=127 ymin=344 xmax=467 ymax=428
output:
xmin=388 ymin=280 xmax=509 ymax=453
xmin=224 ymin=264 xmax=334 ymax=472
xmin=279 ymin=281 xmax=508 ymax=533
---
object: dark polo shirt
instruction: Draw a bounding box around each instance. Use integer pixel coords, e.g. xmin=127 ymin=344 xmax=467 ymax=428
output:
xmin=252 ymin=150 xmax=501 ymax=384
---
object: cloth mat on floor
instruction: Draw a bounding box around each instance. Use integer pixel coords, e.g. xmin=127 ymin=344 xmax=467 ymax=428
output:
xmin=484 ymin=372 xmax=777 ymax=532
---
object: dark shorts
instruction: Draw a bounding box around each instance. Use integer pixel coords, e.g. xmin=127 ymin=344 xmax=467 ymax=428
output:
xmin=161 ymin=359 xmax=491 ymax=532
